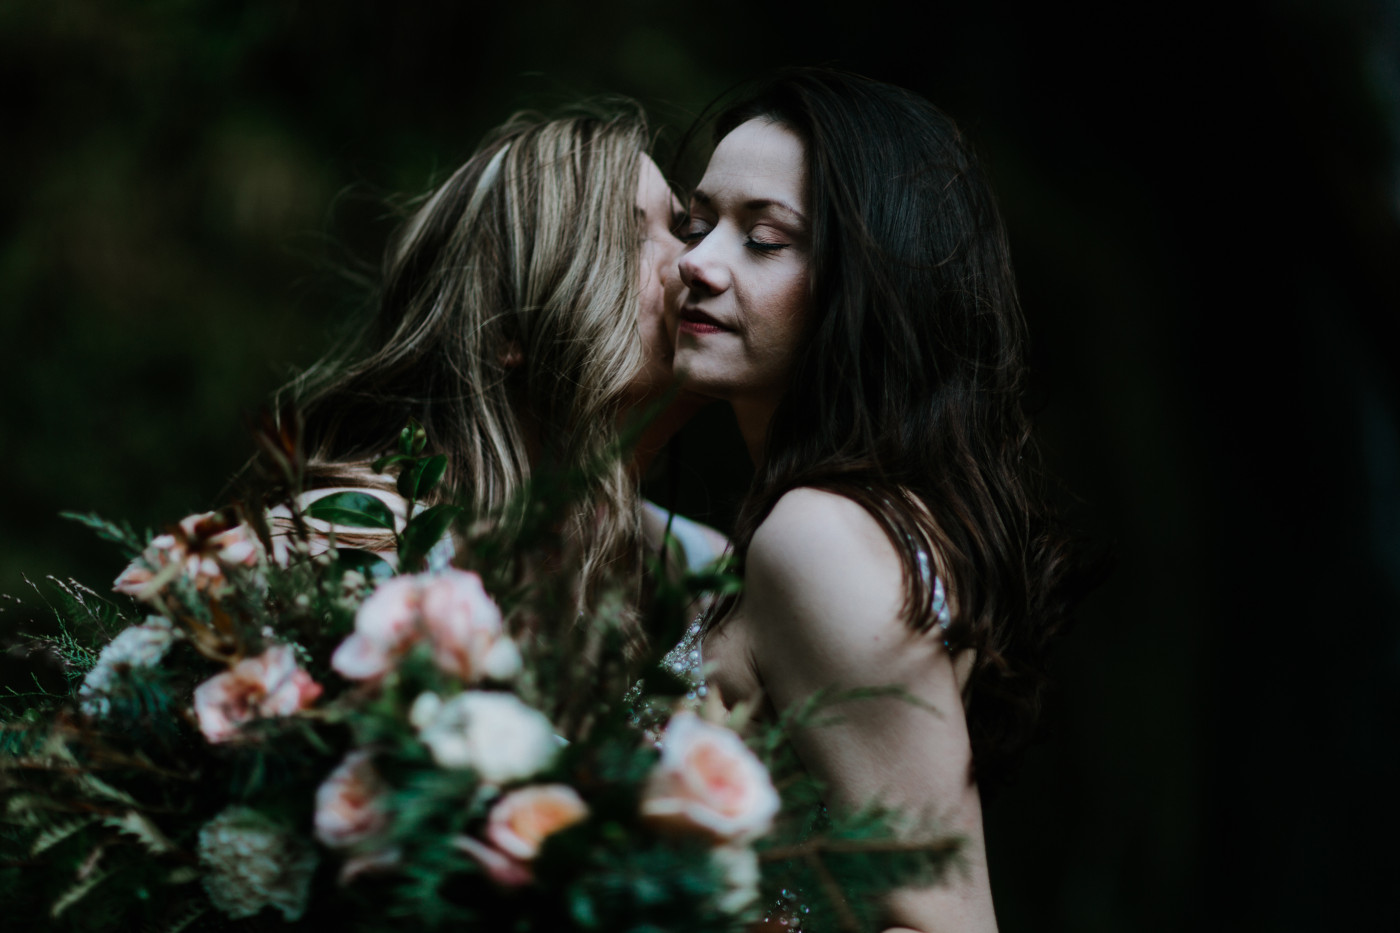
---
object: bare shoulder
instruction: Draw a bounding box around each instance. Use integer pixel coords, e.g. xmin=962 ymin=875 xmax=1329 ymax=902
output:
xmin=739 ymin=490 xmax=991 ymax=931
xmin=743 ymin=488 xmax=912 ymax=678
xmin=747 ymin=487 xmax=902 ymax=602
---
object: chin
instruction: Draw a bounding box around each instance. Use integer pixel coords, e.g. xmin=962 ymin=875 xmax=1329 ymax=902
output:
xmin=673 ymin=375 xmax=728 ymax=402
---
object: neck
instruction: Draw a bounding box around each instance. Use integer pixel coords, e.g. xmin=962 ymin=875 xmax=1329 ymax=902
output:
xmin=629 ymin=391 xmax=712 ymax=476
xmin=731 ymin=395 xmax=781 ymax=467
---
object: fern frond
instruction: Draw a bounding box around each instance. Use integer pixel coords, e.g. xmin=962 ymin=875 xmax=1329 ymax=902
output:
xmin=5 ymin=794 xmax=61 ymax=826
xmin=60 ymin=511 xmax=147 ymax=558
xmin=29 ymin=815 xmax=97 ymax=857
xmin=152 ymin=900 xmax=206 ymax=933
xmin=50 ymin=862 xmax=115 ymax=918
xmin=102 ymin=811 xmax=175 ymax=855
xmin=78 ymin=773 xmax=139 ymax=807
xmin=165 ymin=866 xmax=199 ymax=885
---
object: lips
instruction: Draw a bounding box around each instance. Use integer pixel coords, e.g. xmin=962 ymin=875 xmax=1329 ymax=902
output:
xmin=678 ymin=306 xmax=732 ymax=334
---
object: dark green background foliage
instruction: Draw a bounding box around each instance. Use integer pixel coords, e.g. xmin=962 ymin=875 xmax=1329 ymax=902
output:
xmin=3 ymin=1 xmax=1397 ymax=929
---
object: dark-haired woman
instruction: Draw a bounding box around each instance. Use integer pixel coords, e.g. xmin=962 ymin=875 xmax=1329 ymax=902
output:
xmin=674 ymin=70 xmax=1084 ymax=932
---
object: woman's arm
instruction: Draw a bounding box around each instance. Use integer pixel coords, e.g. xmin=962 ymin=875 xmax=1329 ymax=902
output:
xmin=740 ymin=488 xmax=998 ymax=933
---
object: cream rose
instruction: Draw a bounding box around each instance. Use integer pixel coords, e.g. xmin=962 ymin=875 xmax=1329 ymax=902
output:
xmin=409 ymin=691 xmax=557 ymax=784
xmin=192 ymin=644 xmax=323 ymax=744
xmin=711 ymin=844 xmax=762 ymax=914
xmin=485 ymin=784 xmax=589 ymax=860
xmin=78 ymin=616 xmax=181 ymax=716
xmin=640 ymin=712 xmax=779 ymax=844
xmin=331 ymin=569 xmax=518 ymax=684
xmin=314 ymin=750 xmax=391 ymax=850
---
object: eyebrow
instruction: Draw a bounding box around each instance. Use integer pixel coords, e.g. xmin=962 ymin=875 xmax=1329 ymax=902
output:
xmin=691 ymin=190 xmax=806 ymax=223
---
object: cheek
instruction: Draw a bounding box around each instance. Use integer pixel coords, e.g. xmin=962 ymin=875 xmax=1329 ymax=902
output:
xmin=749 ymin=271 xmax=810 ymax=353
xmin=638 ymin=243 xmax=669 ymax=315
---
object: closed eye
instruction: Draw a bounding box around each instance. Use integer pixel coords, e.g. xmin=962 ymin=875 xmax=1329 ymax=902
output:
xmin=680 ymin=216 xmax=713 ymax=243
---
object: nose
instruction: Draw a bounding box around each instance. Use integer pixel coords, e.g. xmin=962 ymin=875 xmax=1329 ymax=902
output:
xmin=677 ymin=237 xmax=728 ymax=296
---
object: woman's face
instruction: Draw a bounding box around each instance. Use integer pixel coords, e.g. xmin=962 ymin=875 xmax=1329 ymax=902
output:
xmin=674 ymin=118 xmax=810 ymax=409
xmin=628 ymin=154 xmax=688 ymax=403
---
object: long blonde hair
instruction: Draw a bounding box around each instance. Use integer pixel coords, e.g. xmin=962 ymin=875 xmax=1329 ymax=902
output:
xmin=285 ymin=104 xmax=650 ymax=609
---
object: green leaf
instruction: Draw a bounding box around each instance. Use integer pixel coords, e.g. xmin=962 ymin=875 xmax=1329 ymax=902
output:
xmin=399 ymin=419 xmax=427 ymax=456
xmin=396 ymin=461 xmax=422 ymax=501
xmin=397 ymin=504 xmax=462 ymax=570
xmin=305 ymin=492 xmax=397 ymax=530
xmin=396 ymin=454 xmax=448 ymax=502
xmin=567 ymin=885 xmax=599 ymax=929
xmin=417 ymin=454 xmax=448 ymax=497
xmin=371 ymin=453 xmax=413 ymax=475
xmin=332 ymin=548 xmax=396 ymax=582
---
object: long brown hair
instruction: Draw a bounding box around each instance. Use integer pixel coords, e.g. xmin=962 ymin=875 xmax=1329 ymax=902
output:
xmin=280 ymin=104 xmax=652 ymax=611
xmin=706 ymin=70 xmax=1093 ymax=782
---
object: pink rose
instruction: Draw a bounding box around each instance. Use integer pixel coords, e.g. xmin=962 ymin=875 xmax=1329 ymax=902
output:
xmin=331 ymin=569 xmax=518 ymax=684
xmin=640 ymin=712 xmax=780 ymax=844
xmin=329 ymin=576 xmax=421 ymax=680
xmin=113 ymin=533 xmax=182 ymax=598
xmin=418 ymin=572 xmax=520 ymax=681
xmin=485 ymin=784 xmax=589 ymax=861
xmin=314 ymin=751 xmax=391 ymax=850
xmin=114 ymin=511 xmax=263 ymax=602
xmin=193 ymin=645 xmax=323 ymax=744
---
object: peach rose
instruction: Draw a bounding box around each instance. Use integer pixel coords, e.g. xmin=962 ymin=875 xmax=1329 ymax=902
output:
xmin=331 ymin=569 xmax=518 ymax=684
xmin=453 ymin=834 xmax=534 ymax=888
xmin=640 ymin=712 xmax=779 ymax=844
xmin=485 ymin=784 xmax=589 ymax=861
xmin=193 ymin=644 xmax=323 ymax=744
xmin=114 ymin=511 xmax=263 ymax=602
xmin=314 ymin=750 xmax=391 ymax=850
xmin=453 ymin=783 xmax=589 ymax=888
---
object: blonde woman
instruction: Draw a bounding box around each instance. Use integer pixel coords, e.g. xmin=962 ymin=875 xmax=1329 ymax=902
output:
xmin=263 ymin=103 xmax=723 ymax=614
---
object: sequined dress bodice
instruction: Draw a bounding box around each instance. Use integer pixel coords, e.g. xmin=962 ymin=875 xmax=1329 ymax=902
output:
xmin=663 ymin=573 xmax=952 ymax=698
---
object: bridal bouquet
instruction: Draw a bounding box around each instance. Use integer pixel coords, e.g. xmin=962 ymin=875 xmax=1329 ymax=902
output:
xmin=0 ymin=420 xmax=958 ymax=932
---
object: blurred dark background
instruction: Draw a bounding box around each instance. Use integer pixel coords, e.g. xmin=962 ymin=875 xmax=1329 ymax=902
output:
xmin=3 ymin=0 xmax=1397 ymax=929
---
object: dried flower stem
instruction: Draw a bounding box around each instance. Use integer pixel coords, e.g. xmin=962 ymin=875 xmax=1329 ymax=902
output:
xmin=805 ymin=850 xmax=862 ymax=933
